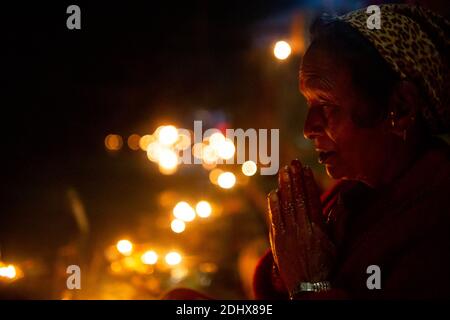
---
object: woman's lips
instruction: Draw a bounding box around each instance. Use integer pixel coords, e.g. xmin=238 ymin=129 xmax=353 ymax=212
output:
xmin=318 ymin=151 xmax=337 ymax=164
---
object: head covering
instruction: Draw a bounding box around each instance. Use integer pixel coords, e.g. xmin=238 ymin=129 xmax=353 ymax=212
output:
xmin=337 ymin=4 xmax=449 ymax=134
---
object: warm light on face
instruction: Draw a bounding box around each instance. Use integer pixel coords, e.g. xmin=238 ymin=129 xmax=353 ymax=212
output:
xmin=274 ymin=41 xmax=291 ymax=60
xmin=217 ymin=139 xmax=235 ymax=160
xmin=171 ymin=219 xmax=186 ymax=233
xmin=165 ymin=252 xmax=182 ymax=266
xmin=116 ymin=239 xmax=133 ymax=256
xmin=196 ymin=201 xmax=212 ymax=218
xmin=217 ymin=172 xmax=236 ymax=189
xmin=105 ymin=134 xmax=123 ymax=151
xmin=141 ymin=250 xmax=158 ymax=265
xmin=158 ymin=125 xmax=179 ymax=146
xmin=173 ymin=201 xmax=196 ymax=222
xmin=242 ymin=160 xmax=257 ymax=176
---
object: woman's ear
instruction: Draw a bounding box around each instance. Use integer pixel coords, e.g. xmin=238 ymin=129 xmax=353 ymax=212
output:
xmin=387 ymin=80 xmax=422 ymax=138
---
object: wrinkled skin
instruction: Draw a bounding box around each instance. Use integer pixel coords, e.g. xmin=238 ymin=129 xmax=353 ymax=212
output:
xmin=268 ymin=41 xmax=421 ymax=294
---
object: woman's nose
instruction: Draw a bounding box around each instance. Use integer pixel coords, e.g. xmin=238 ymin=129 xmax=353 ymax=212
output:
xmin=303 ymin=107 xmax=325 ymax=140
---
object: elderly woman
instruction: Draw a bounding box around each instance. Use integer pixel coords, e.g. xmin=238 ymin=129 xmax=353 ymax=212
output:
xmin=253 ymin=4 xmax=450 ymax=299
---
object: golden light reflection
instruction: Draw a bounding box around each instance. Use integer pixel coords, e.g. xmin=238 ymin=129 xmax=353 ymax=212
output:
xmin=116 ymin=239 xmax=133 ymax=256
xmin=173 ymin=201 xmax=196 ymax=222
xmin=242 ymin=160 xmax=257 ymax=176
xmin=196 ymin=201 xmax=212 ymax=218
xmin=170 ymin=219 xmax=186 ymax=233
xmin=165 ymin=252 xmax=182 ymax=266
xmin=105 ymin=134 xmax=123 ymax=151
xmin=141 ymin=250 xmax=158 ymax=265
xmin=274 ymin=40 xmax=292 ymax=60
xmin=127 ymin=134 xmax=141 ymax=151
xmin=217 ymin=171 xmax=236 ymax=189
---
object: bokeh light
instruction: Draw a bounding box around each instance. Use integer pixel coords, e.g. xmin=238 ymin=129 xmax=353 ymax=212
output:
xmin=173 ymin=201 xmax=196 ymax=222
xmin=158 ymin=149 xmax=178 ymax=170
xmin=242 ymin=160 xmax=257 ymax=176
xmin=217 ymin=172 xmax=236 ymax=189
xmin=105 ymin=134 xmax=123 ymax=151
xmin=141 ymin=250 xmax=158 ymax=265
xmin=171 ymin=219 xmax=186 ymax=233
xmin=158 ymin=125 xmax=179 ymax=146
xmin=139 ymin=134 xmax=155 ymax=151
xmin=0 ymin=265 xmax=17 ymax=279
xmin=116 ymin=239 xmax=133 ymax=256
xmin=196 ymin=201 xmax=212 ymax=218
xmin=274 ymin=40 xmax=291 ymax=60
xmin=165 ymin=252 xmax=182 ymax=266
xmin=209 ymin=168 xmax=223 ymax=185
xmin=127 ymin=134 xmax=141 ymax=151
xmin=217 ymin=139 xmax=235 ymax=160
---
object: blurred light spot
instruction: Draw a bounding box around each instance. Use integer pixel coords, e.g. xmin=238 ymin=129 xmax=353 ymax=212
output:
xmin=192 ymin=143 xmax=205 ymax=160
xmin=202 ymin=145 xmax=218 ymax=164
xmin=173 ymin=201 xmax=196 ymax=222
xmin=175 ymin=132 xmax=192 ymax=150
xmin=196 ymin=201 xmax=212 ymax=218
xmin=105 ymin=134 xmax=123 ymax=151
xmin=158 ymin=149 xmax=178 ymax=170
xmin=127 ymin=134 xmax=141 ymax=151
xmin=159 ymin=165 xmax=178 ymax=175
xmin=171 ymin=219 xmax=186 ymax=233
xmin=209 ymin=169 xmax=223 ymax=185
xmin=209 ymin=132 xmax=225 ymax=149
xmin=139 ymin=134 xmax=155 ymax=151
xmin=202 ymin=162 xmax=216 ymax=171
xmin=165 ymin=252 xmax=182 ymax=266
xmin=158 ymin=125 xmax=179 ymax=146
xmin=141 ymin=250 xmax=158 ymax=265
xmin=146 ymin=141 xmax=163 ymax=162
xmin=199 ymin=262 xmax=218 ymax=273
xmin=217 ymin=139 xmax=235 ymax=160
xmin=110 ymin=261 xmax=123 ymax=273
xmin=170 ymin=266 xmax=188 ymax=283
xmin=0 ymin=265 xmax=16 ymax=279
xmin=116 ymin=239 xmax=133 ymax=256
xmin=242 ymin=160 xmax=257 ymax=176
xmin=274 ymin=41 xmax=291 ymax=60
xmin=218 ymin=172 xmax=236 ymax=189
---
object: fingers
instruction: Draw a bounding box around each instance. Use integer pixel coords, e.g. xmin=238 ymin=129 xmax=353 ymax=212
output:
xmin=278 ymin=166 xmax=296 ymax=229
xmin=303 ymin=166 xmax=325 ymax=229
xmin=268 ymin=190 xmax=284 ymax=234
xmin=290 ymin=159 xmax=312 ymax=231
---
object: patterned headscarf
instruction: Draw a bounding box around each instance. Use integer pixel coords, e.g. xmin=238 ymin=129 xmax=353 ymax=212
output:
xmin=338 ymin=4 xmax=449 ymax=134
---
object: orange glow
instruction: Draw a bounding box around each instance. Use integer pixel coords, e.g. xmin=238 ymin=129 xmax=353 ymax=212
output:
xmin=127 ymin=134 xmax=141 ymax=151
xmin=105 ymin=134 xmax=123 ymax=151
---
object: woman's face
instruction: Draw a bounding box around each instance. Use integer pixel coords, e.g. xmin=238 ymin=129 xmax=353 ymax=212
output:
xmin=300 ymin=43 xmax=392 ymax=183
